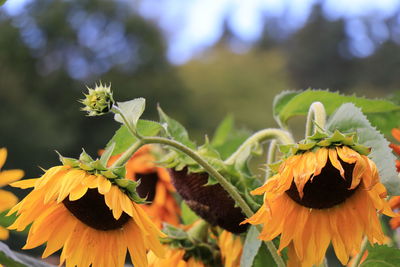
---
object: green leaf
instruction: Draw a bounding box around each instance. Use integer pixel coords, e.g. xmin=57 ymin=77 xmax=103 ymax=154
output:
xmin=273 ymin=90 xmax=400 ymax=135
xmin=0 ymin=242 xmax=55 ymax=267
xmin=240 ymin=226 xmax=262 ymax=267
xmin=327 ymin=103 xmax=400 ymax=195
xmin=114 ymin=98 xmax=145 ymax=129
xmin=211 ymin=116 xmax=251 ymax=160
xmin=272 ymin=90 xmax=299 ymax=128
xmin=252 ymin=243 xmax=276 ymax=267
xmin=181 ymin=202 xmax=200 ymax=225
xmin=106 ymin=119 xmax=163 ymax=156
xmin=211 ymin=115 xmax=234 ymax=147
xmin=360 ymin=245 xmax=400 ymax=267
xmin=157 ymin=106 xmax=196 ymax=148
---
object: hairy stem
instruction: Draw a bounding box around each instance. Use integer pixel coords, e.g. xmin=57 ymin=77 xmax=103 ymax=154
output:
xmin=225 ymin=128 xmax=294 ymax=165
xmin=110 ymin=140 xmax=143 ymax=168
xmin=305 ymin=101 xmax=327 ymax=137
xmin=264 ymin=140 xmax=278 ymax=181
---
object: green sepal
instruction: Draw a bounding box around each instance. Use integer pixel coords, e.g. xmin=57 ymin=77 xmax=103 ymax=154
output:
xmin=115 ymin=179 xmax=131 ymax=188
xmin=341 ymin=136 xmax=355 ymax=146
xmin=350 ymin=144 xmax=371 ymax=156
xmin=316 ymin=139 xmax=331 ymax=147
xmin=91 ymin=160 xmax=107 ymax=171
xmin=297 ymin=142 xmax=316 ymax=151
xmin=78 ymin=162 xmax=94 ymax=171
xmin=327 ymin=130 xmax=346 ymax=143
xmin=308 ymin=131 xmax=329 ymax=140
xmin=56 ymin=151 xmax=79 ymax=167
xmin=101 ymin=170 xmax=117 ymax=179
xmin=79 ymin=149 xmax=94 ymax=163
xmin=112 ymin=166 xmax=126 ymax=177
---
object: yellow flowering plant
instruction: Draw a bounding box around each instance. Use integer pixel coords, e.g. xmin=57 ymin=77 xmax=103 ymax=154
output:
xmin=2 ymin=84 xmax=400 ymax=267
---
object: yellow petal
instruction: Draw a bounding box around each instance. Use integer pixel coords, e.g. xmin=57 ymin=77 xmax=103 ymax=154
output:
xmin=0 ymin=170 xmax=24 ymax=187
xmin=0 ymin=226 xmax=9 ymax=240
xmin=97 ymin=176 xmax=112 ymax=194
xmin=350 ymin=156 xmax=367 ymax=189
xmin=126 ymin=222 xmax=148 ymax=267
xmin=314 ymin=148 xmax=328 ymax=176
xmin=336 ymin=146 xmax=359 ymax=164
xmin=329 ymin=149 xmax=345 ymax=178
xmin=0 ymin=148 xmax=7 ymax=170
xmin=10 ymin=178 xmax=38 ymax=189
xmin=0 ymin=189 xmax=18 ymax=212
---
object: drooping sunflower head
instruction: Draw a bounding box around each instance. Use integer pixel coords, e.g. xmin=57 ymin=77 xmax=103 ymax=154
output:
xmin=107 ymin=145 xmax=180 ymax=227
xmin=8 ymin=150 xmax=165 ymax=267
xmin=0 ymin=148 xmax=24 ymax=240
xmin=245 ymin=130 xmax=396 ymax=266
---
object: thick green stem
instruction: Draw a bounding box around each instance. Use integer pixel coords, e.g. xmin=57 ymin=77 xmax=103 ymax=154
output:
xmin=225 ymin=128 xmax=293 ymax=165
xmin=350 ymin=237 xmax=368 ymax=267
xmin=305 ymin=102 xmax=327 ymax=137
xmin=142 ymin=136 xmax=285 ymax=267
xmin=110 ymin=141 xmax=143 ymax=168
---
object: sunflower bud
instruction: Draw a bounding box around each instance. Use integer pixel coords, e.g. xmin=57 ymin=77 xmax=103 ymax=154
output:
xmin=80 ymin=82 xmax=114 ymax=116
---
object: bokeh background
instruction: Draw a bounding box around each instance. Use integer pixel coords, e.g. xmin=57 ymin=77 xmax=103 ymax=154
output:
xmin=1 ymin=0 xmax=400 ymax=264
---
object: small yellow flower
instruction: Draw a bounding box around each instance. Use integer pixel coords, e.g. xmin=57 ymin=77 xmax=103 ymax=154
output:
xmin=0 ymin=148 xmax=24 ymax=240
xmin=244 ymin=144 xmax=396 ymax=267
xmin=8 ymin=162 xmax=165 ymax=267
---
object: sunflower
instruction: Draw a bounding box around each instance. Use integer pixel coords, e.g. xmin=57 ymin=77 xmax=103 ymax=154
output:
xmin=244 ymin=132 xmax=396 ymax=267
xmin=0 ymin=148 xmax=24 ymax=240
xmin=218 ymin=230 xmax=242 ymax=267
xmin=389 ymin=128 xmax=400 ymax=230
xmin=389 ymin=128 xmax=400 ymax=172
xmin=8 ymin=152 xmax=165 ymax=267
xmin=107 ymin=145 xmax=180 ymax=227
xmin=148 ymin=246 xmax=205 ymax=267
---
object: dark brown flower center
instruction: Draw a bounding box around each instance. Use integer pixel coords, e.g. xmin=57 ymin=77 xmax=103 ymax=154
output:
xmin=63 ymin=188 xmax=130 ymax=231
xmin=136 ymin=172 xmax=158 ymax=202
xmin=285 ymin=156 xmax=357 ymax=209
xmin=169 ymin=168 xmax=248 ymax=234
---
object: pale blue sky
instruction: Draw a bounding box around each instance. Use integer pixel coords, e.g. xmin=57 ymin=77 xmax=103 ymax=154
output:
xmin=3 ymin=0 xmax=400 ymax=65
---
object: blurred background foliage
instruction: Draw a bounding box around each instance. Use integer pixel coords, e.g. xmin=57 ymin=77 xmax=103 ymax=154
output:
xmin=1 ymin=0 xmax=400 ymax=185
xmin=1 ymin=1 xmax=400 ymax=264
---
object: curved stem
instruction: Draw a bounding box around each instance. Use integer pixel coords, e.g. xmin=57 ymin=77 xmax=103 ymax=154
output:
xmin=350 ymin=237 xmax=368 ymax=267
xmin=110 ymin=140 xmax=143 ymax=168
xmin=264 ymin=140 xmax=278 ymax=181
xmin=142 ymin=136 xmax=285 ymax=267
xmin=305 ymin=102 xmax=327 ymax=137
xmin=225 ymin=128 xmax=294 ymax=165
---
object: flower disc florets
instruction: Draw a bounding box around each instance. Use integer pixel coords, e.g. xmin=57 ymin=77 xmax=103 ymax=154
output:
xmin=80 ymin=82 xmax=115 ymax=116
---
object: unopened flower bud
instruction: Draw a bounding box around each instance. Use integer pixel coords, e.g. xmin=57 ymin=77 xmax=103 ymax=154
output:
xmin=80 ymin=82 xmax=114 ymax=116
